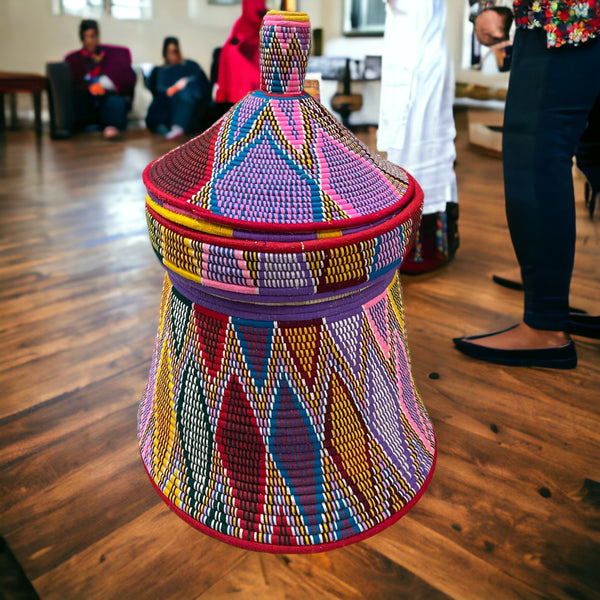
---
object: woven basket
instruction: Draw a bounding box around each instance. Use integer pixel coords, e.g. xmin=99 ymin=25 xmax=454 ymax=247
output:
xmin=138 ymin=10 xmax=435 ymax=553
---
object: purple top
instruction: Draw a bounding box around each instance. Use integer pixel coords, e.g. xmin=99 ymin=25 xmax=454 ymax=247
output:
xmin=65 ymin=44 xmax=136 ymax=95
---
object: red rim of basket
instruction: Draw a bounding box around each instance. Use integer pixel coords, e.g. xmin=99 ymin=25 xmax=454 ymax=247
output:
xmin=142 ymin=141 xmax=417 ymax=235
xmin=141 ymin=441 xmax=436 ymax=554
xmin=146 ymin=177 xmax=423 ymax=255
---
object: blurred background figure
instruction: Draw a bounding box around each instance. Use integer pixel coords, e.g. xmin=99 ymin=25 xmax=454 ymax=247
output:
xmin=468 ymin=1 xmax=514 ymax=72
xmin=65 ymin=19 xmax=136 ymax=139
xmin=214 ymin=0 xmax=267 ymax=114
xmin=378 ymin=0 xmax=459 ymax=274
xmin=145 ymin=36 xmax=211 ymax=140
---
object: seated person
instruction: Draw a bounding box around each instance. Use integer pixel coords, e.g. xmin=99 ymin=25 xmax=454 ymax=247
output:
xmin=145 ymin=37 xmax=211 ymax=140
xmin=65 ymin=19 xmax=136 ymax=139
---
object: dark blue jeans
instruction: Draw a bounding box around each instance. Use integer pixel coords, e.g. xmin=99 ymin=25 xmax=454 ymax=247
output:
xmin=74 ymin=91 xmax=128 ymax=131
xmin=503 ymin=28 xmax=600 ymax=331
xmin=146 ymin=87 xmax=201 ymax=133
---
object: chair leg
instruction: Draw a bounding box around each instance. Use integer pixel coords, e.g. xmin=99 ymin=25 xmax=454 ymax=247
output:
xmin=0 ymin=92 xmax=5 ymax=134
xmin=33 ymin=91 xmax=42 ymax=138
xmin=9 ymin=93 xmax=18 ymax=129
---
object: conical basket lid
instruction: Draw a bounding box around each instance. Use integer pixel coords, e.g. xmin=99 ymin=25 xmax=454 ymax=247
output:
xmin=143 ymin=12 xmax=417 ymax=236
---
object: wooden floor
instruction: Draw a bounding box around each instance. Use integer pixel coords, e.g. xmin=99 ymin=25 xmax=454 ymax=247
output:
xmin=0 ymin=112 xmax=599 ymax=600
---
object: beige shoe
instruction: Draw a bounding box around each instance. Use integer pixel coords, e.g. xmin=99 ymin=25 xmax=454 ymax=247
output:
xmin=103 ymin=126 xmax=120 ymax=139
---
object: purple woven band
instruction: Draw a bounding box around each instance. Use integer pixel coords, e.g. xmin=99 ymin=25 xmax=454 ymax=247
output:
xmin=167 ymin=268 xmax=396 ymax=321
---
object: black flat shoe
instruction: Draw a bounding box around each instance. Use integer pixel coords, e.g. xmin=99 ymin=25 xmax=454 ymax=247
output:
xmin=492 ymin=274 xmax=524 ymax=291
xmin=567 ymin=313 xmax=600 ymax=339
xmin=453 ymin=326 xmax=577 ymax=369
xmin=584 ymin=180 xmax=598 ymax=219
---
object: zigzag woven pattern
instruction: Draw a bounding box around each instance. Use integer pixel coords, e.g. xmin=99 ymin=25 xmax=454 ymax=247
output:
xmin=139 ymin=272 xmax=435 ymax=549
xmin=143 ymin=89 xmax=412 ymax=230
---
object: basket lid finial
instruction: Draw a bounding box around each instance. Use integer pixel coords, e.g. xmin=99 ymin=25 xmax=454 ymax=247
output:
xmin=259 ymin=10 xmax=311 ymax=96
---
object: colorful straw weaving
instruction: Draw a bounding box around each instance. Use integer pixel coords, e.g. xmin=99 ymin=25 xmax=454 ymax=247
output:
xmin=139 ymin=10 xmax=436 ymax=553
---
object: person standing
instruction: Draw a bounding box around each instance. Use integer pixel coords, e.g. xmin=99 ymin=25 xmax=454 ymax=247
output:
xmin=378 ymin=0 xmax=459 ymax=274
xmin=454 ymin=1 xmax=600 ymax=368
xmin=214 ymin=0 xmax=267 ymax=108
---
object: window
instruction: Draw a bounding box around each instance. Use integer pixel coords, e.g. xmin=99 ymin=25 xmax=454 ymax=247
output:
xmin=54 ymin=0 xmax=152 ymax=19
xmin=55 ymin=0 xmax=103 ymax=17
xmin=343 ymin=0 xmax=386 ymax=36
xmin=109 ymin=0 xmax=152 ymax=19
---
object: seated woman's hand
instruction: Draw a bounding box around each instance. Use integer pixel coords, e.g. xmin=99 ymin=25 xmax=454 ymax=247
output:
xmin=88 ymin=82 xmax=106 ymax=96
xmin=167 ymin=77 xmax=189 ymax=97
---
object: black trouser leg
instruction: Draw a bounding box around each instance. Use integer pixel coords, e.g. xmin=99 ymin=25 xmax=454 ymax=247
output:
xmin=503 ymin=29 xmax=600 ymax=331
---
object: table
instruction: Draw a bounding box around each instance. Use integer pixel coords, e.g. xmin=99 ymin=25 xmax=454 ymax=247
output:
xmin=0 ymin=72 xmax=48 ymax=138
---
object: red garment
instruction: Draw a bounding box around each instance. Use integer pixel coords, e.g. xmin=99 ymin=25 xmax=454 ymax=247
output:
xmin=215 ymin=0 xmax=267 ymax=104
xmin=65 ymin=44 xmax=136 ymax=95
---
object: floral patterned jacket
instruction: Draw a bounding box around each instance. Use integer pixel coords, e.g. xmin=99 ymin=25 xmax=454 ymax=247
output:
xmin=513 ymin=1 xmax=600 ymax=47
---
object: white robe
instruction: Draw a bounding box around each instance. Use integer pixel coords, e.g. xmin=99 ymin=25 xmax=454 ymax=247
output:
xmin=378 ymin=0 xmax=457 ymax=214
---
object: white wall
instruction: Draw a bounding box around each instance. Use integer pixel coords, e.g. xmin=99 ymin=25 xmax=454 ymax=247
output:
xmin=0 ymin=0 xmax=506 ymax=121
xmin=0 ymin=0 xmax=340 ymax=74
xmin=0 ymin=0 xmax=498 ymax=83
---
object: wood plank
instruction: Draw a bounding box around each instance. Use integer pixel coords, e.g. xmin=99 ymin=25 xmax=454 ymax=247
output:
xmin=363 ymin=517 xmax=548 ymax=600
xmin=196 ymin=545 xmax=452 ymax=600
xmin=31 ymin=506 xmax=247 ymax=600
xmin=3 ymin=440 xmax=158 ymax=580
xmin=0 ymin=364 xmax=148 ymax=469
